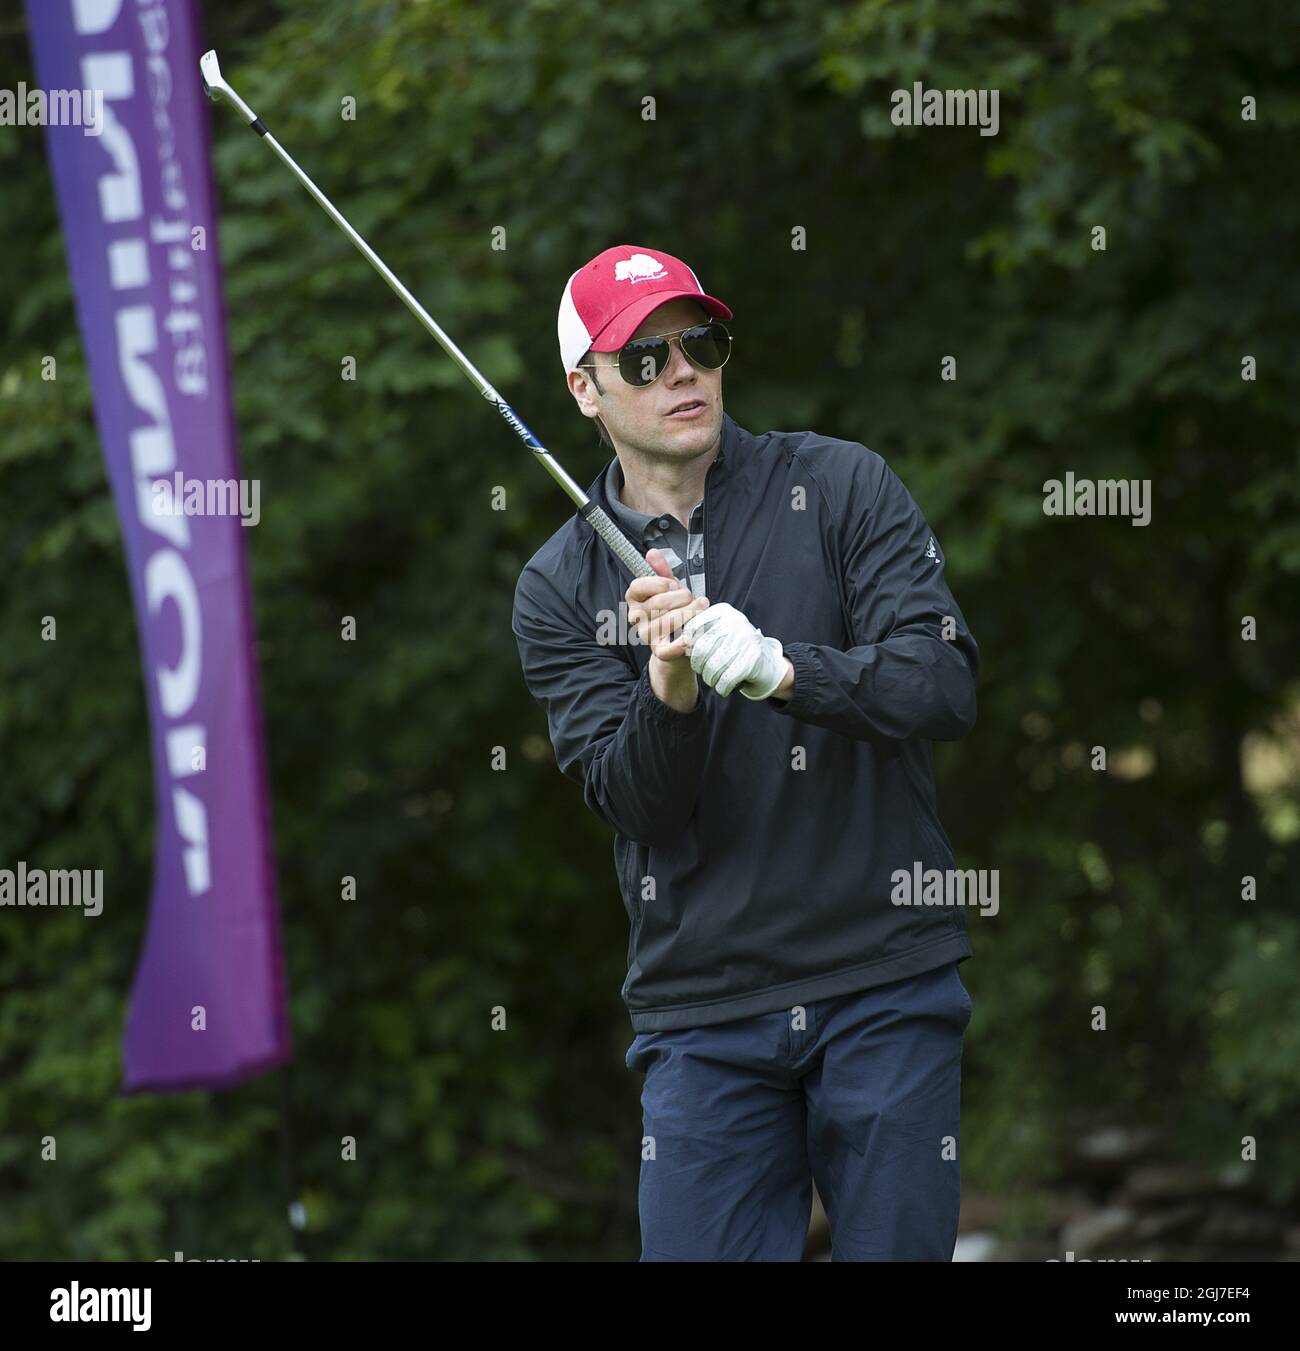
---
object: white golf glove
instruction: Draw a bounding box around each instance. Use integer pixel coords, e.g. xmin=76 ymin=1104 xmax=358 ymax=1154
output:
xmin=683 ymin=602 xmax=786 ymax=699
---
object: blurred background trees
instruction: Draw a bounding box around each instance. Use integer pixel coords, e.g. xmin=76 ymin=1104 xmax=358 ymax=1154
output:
xmin=1 ymin=0 xmax=1297 ymax=1258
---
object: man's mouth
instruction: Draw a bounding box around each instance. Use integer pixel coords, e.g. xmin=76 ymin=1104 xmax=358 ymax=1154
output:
xmin=666 ymin=399 xmax=707 ymax=418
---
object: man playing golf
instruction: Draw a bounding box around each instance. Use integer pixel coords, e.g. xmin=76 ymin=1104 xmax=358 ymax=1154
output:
xmin=512 ymin=244 xmax=980 ymax=1261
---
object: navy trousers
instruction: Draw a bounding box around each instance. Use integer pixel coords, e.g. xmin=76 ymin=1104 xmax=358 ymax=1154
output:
xmin=625 ymin=961 xmax=973 ymax=1261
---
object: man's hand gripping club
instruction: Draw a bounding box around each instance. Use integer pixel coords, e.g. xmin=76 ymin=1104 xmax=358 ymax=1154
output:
xmin=625 ymin=550 xmax=711 ymax=713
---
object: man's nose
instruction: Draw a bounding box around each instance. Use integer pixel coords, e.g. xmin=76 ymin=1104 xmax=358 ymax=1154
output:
xmin=663 ymin=336 xmax=698 ymax=383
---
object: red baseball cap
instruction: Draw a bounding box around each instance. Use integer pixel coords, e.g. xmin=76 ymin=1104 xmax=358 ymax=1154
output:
xmin=557 ymin=245 xmax=732 ymax=372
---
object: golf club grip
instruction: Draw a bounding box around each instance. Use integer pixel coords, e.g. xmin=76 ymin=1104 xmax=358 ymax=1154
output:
xmin=580 ymin=503 xmax=656 ymax=579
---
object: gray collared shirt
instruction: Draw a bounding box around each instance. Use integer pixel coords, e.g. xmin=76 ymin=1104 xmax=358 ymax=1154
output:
xmin=603 ymin=456 xmax=709 ymax=598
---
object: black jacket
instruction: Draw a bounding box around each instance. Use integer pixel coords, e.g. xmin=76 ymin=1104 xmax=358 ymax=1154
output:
xmin=512 ymin=412 xmax=979 ymax=1030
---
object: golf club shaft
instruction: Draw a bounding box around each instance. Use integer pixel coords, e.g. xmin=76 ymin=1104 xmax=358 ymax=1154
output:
xmin=199 ymin=51 xmax=654 ymax=582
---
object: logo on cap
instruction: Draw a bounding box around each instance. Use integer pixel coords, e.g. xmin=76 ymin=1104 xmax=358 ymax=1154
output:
xmin=614 ymin=253 xmax=668 ymax=284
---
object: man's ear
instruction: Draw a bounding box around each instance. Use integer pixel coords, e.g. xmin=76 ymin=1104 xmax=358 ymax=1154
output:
xmin=568 ymin=367 xmax=601 ymax=416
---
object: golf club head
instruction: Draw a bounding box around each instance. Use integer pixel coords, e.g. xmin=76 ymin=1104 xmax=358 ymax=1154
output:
xmin=199 ymin=50 xmax=259 ymax=123
xmin=199 ymin=50 xmax=228 ymax=103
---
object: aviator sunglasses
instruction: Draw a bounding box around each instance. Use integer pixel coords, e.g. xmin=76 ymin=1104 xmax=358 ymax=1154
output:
xmin=579 ymin=320 xmax=733 ymax=388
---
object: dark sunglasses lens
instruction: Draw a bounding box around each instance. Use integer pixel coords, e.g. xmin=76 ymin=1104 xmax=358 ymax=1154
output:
xmin=619 ymin=337 xmax=670 ymax=387
xmin=681 ymin=322 xmax=730 ymax=369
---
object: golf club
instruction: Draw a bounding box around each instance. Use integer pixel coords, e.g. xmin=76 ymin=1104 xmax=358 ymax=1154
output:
xmin=198 ymin=49 xmax=656 ymax=581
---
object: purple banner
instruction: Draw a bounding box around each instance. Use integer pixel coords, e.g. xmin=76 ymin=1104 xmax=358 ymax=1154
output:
xmin=25 ymin=0 xmax=290 ymax=1092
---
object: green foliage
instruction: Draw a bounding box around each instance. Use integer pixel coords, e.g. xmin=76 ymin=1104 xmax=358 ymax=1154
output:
xmin=1203 ymin=917 xmax=1300 ymax=1203
xmin=1 ymin=0 xmax=1297 ymax=1257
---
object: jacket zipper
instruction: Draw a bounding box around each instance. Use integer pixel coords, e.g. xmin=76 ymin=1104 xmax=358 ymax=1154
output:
xmin=700 ymin=452 xmax=720 ymax=600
